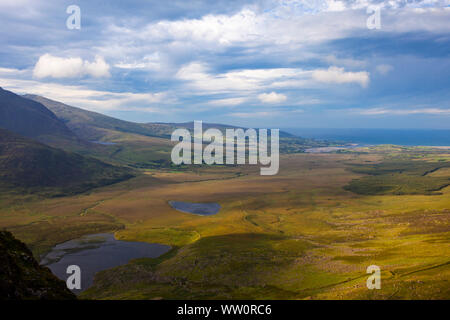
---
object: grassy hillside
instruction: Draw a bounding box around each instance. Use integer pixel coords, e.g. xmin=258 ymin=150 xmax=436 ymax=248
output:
xmin=0 ymin=128 xmax=135 ymax=196
xmin=23 ymin=95 xmax=329 ymax=156
xmin=344 ymin=146 xmax=450 ymax=195
xmin=24 ymin=94 xmax=175 ymax=141
xmin=0 ymin=88 xmax=82 ymax=149
xmin=0 ymin=230 xmax=76 ymax=300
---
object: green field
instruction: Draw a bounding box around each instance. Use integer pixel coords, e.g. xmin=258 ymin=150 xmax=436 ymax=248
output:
xmin=0 ymin=145 xmax=449 ymax=299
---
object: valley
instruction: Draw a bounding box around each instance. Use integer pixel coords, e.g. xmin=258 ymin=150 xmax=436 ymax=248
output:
xmin=1 ymin=144 xmax=448 ymax=299
xmin=0 ymin=89 xmax=448 ymax=300
xmin=1 ymin=0 xmax=449 ymax=304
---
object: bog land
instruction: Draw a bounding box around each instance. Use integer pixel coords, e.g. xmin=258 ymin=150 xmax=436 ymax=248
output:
xmin=0 ymin=145 xmax=449 ymax=299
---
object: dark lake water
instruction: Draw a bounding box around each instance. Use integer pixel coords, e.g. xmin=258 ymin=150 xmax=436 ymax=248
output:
xmin=169 ymin=201 xmax=221 ymax=216
xmin=40 ymin=233 xmax=170 ymax=294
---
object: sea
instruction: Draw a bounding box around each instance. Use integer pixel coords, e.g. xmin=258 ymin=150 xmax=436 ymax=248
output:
xmin=284 ymin=128 xmax=450 ymax=147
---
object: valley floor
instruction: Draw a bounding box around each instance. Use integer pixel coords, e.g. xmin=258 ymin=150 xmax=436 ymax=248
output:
xmin=1 ymin=146 xmax=449 ymax=299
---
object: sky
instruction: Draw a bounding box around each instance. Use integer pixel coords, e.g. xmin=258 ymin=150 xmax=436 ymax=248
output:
xmin=0 ymin=0 xmax=449 ymax=129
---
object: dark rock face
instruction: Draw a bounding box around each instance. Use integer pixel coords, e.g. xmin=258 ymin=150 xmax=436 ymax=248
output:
xmin=0 ymin=231 xmax=76 ymax=300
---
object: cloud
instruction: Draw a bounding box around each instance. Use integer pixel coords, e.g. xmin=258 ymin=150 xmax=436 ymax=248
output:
xmin=0 ymin=67 xmax=27 ymax=75
xmin=376 ymin=64 xmax=393 ymax=75
xmin=0 ymin=0 xmax=43 ymax=18
xmin=145 ymin=9 xmax=261 ymax=46
xmin=258 ymin=92 xmax=287 ymax=104
xmin=325 ymin=0 xmax=347 ymax=12
xmin=325 ymin=55 xmax=366 ymax=68
xmin=114 ymin=53 xmax=161 ymax=70
xmin=177 ymin=62 xmax=365 ymax=94
xmin=312 ymin=66 xmax=370 ymax=87
xmin=229 ymin=108 xmax=303 ymax=119
xmin=0 ymin=74 xmax=169 ymax=113
xmin=0 ymin=0 xmax=35 ymax=8
xmin=176 ymin=62 xmax=309 ymax=93
xmin=357 ymin=107 xmax=450 ymax=115
xmin=208 ymin=97 xmax=247 ymax=106
xmin=1 ymin=1 xmax=449 ymax=127
xmin=101 ymin=3 xmax=450 ymax=64
xmin=110 ymin=6 xmax=360 ymax=54
xmin=229 ymin=111 xmax=276 ymax=118
xmin=33 ymin=54 xmax=110 ymax=79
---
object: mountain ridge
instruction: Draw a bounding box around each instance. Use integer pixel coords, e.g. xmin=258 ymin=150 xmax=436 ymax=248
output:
xmin=24 ymin=94 xmax=299 ymax=140
xmin=0 ymin=87 xmax=82 ymax=148
xmin=24 ymin=94 xmax=173 ymax=141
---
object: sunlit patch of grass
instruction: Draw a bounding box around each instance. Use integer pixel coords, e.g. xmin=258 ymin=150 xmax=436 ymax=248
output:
xmin=116 ymin=228 xmax=200 ymax=246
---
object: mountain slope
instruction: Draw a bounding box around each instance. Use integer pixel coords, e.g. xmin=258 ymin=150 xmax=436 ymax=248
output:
xmin=23 ymin=95 xmax=301 ymax=140
xmin=161 ymin=121 xmax=296 ymax=138
xmin=0 ymin=230 xmax=76 ymax=300
xmin=0 ymin=128 xmax=134 ymax=195
xmin=24 ymin=95 xmax=330 ymax=160
xmin=0 ymin=87 xmax=81 ymax=148
xmin=24 ymin=94 xmax=172 ymax=141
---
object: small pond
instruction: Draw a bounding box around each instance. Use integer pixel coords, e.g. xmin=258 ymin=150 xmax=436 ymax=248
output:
xmin=168 ymin=201 xmax=221 ymax=216
xmin=40 ymin=233 xmax=170 ymax=294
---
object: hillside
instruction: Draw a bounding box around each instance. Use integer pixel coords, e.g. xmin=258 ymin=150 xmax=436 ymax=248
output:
xmin=23 ymin=95 xmax=312 ymax=141
xmin=0 ymin=128 xmax=135 ymax=196
xmin=0 ymin=88 xmax=82 ymax=148
xmin=24 ymin=94 xmax=173 ymax=141
xmin=161 ymin=121 xmax=296 ymax=138
xmin=24 ymin=95 xmax=329 ymax=158
xmin=0 ymin=230 xmax=76 ymax=300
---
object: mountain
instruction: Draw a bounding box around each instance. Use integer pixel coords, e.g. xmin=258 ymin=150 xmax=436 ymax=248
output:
xmin=0 ymin=128 xmax=134 ymax=195
xmin=161 ymin=121 xmax=296 ymax=138
xmin=23 ymin=94 xmax=173 ymax=141
xmin=0 ymin=87 xmax=82 ymax=148
xmin=24 ymin=94 xmax=330 ymax=158
xmin=23 ymin=95 xmax=299 ymax=140
xmin=0 ymin=230 xmax=76 ymax=300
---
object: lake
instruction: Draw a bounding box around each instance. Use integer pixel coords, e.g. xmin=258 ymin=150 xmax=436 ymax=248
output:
xmin=40 ymin=233 xmax=170 ymax=294
xmin=168 ymin=201 xmax=221 ymax=215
